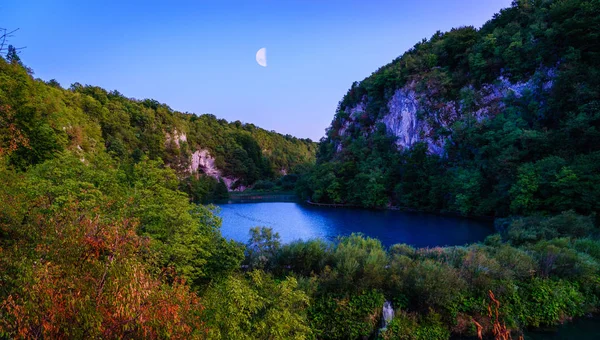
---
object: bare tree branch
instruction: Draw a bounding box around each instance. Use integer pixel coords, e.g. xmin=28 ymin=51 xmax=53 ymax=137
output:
xmin=0 ymin=28 xmax=25 ymax=55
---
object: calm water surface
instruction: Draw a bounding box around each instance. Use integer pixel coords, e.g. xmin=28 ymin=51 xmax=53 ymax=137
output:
xmin=217 ymin=202 xmax=493 ymax=247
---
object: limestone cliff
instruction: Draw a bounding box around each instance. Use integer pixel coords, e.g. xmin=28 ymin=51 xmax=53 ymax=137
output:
xmin=333 ymin=67 xmax=555 ymax=156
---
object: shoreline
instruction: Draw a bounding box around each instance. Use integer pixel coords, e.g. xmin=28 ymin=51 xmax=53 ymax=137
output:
xmin=305 ymin=200 xmax=495 ymax=223
xmin=215 ymin=195 xmax=495 ymax=224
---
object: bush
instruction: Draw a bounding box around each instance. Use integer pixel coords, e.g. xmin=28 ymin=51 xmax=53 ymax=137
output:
xmin=203 ymin=271 xmax=311 ymax=340
xmin=252 ymin=179 xmax=276 ymax=191
xmin=381 ymin=311 xmax=450 ymax=340
xmin=499 ymin=211 xmax=597 ymax=245
xmin=403 ymin=259 xmax=466 ymax=314
xmin=275 ymin=239 xmax=331 ymax=276
xmin=328 ymin=234 xmax=388 ymax=292
xmin=573 ymin=238 xmax=600 ymax=261
xmin=309 ymin=290 xmax=384 ymax=339
xmin=529 ymin=238 xmax=599 ymax=281
xmin=493 ymin=245 xmax=538 ymax=280
xmin=389 ymin=243 xmax=416 ymax=258
xmin=519 ymin=278 xmax=585 ymax=327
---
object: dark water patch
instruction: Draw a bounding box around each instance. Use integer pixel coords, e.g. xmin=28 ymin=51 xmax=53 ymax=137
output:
xmin=524 ymin=315 xmax=600 ymax=340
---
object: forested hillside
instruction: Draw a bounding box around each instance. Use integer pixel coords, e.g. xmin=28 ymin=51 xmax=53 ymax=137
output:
xmin=298 ymin=0 xmax=600 ymax=217
xmin=0 ymin=50 xmax=314 ymax=338
xmin=0 ymin=56 xmax=316 ymax=201
xmin=2 ymin=1 xmax=600 ymax=339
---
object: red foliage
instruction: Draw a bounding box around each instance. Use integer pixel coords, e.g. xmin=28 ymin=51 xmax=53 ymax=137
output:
xmin=473 ymin=290 xmax=524 ymax=340
xmin=0 ymin=204 xmax=206 ymax=339
xmin=0 ymin=104 xmax=29 ymax=157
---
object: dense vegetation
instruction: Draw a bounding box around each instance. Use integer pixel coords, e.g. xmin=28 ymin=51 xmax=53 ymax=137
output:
xmin=298 ymin=0 xmax=600 ymax=217
xmin=236 ymin=212 xmax=600 ymax=339
xmin=0 ymin=54 xmax=315 ymax=203
xmin=2 ymin=0 xmax=600 ymax=339
xmin=0 ymin=53 xmax=314 ymax=338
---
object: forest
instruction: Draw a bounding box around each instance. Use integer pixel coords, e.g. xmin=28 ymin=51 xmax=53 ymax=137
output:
xmin=297 ymin=0 xmax=600 ymax=218
xmin=1 ymin=0 xmax=600 ymax=339
xmin=0 ymin=53 xmax=315 ymax=203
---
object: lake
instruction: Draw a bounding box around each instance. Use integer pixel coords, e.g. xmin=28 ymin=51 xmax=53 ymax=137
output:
xmin=216 ymin=202 xmax=494 ymax=247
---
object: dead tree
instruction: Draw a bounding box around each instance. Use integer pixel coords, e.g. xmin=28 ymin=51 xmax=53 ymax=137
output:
xmin=0 ymin=28 xmax=26 ymax=58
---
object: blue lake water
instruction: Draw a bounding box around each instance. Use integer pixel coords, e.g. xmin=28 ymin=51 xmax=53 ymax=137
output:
xmin=216 ymin=202 xmax=494 ymax=247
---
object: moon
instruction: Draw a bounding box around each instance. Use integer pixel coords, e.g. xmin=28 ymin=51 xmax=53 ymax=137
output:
xmin=256 ymin=47 xmax=267 ymax=67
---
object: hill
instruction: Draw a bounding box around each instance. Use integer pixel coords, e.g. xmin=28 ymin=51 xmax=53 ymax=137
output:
xmin=0 ymin=57 xmax=316 ymax=201
xmin=298 ymin=0 xmax=600 ymax=217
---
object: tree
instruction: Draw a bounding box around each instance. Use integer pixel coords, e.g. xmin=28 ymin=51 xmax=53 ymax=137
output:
xmin=245 ymin=227 xmax=281 ymax=270
xmin=203 ymin=271 xmax=311 ymax=340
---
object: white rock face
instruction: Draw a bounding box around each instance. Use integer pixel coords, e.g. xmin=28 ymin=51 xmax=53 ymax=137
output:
xmin=189 ymin=149 xmax=241 ymax=191
xmin=165 ymin=128 xmax=245 ymax=192
xmin=383 ymin=86 xmax=420 ymax=149
xmin=190 ymin=149 xmax=220 ymax=177
xmin=337 ymin=68 xmax=555 ymax=156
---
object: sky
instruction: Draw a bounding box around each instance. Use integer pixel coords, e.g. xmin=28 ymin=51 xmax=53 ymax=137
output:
xmin=2 ymin=0 xmax=512 ymax=141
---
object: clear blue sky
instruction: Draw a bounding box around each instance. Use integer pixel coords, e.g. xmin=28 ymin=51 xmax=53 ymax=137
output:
xmin=2 ymin=0 xmax=512 ymax=141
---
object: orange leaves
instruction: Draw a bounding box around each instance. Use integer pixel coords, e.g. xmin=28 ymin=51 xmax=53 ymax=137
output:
xmin=473 ymin=318 xmax=483 ymax=339
xmin=473 ymin=290 xmax=524 ymax=340
xmin=0 ymin=203 xmax=206 ymax=339
xmin=0 ymin=104 xmax=29 ymax=157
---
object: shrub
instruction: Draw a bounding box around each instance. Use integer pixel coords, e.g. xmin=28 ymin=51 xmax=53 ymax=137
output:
xmin=275 ymin=239 xmax=331 ymax=276
xmin=203 ymin=271 xmax=311 ymax=340
xmin=530 ymin=238 xmax=599 ymax=281
xmin=493 ymin=245 xmax=537 ymax=280
xmin=459 ymin=246 xmax=504 ymax=292
xmin=573 ymin=238 xmax=600 ymax=261
xmin=519 ymin=278 xmax=585 ymax=327
xmin=252 ymin=179 xmax=276 ymax=191
xmin=499 ymin=211 xmax=596 ymax=246
xmin=381 ymin=311 xmax=450 ymax=340
xmin=309 ymin=290 xmax=384 ymax=339
xmin=328 ymin=234 xmax=388 ymax=292
xmin=389 ymin=243 xmax=416 ymax=258
xmin=245 ymin=227 xmax=281 ymax=270
xmin=404 ymin=259 xmax=466 ymax=315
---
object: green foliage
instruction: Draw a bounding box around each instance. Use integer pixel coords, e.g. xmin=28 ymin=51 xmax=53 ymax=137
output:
xmin=245 ymin=227 xmax=282 ymax=270
xmin=303 ymin=0 xmax=600 ymax=218
xmin=0 ymin=56 xmax=316 ymax=196
xmin=245 ymin=226 xmax=599 ymax=338
xmin=498 ymin=211 xmax=597 ymax=245
xmin=203 ymin=271 xmax=311 ymax=340
xmin=573 ymin=238 xmax=600 ymax=261
xmin=309 ymin=290 xmax=384 ymax=340
xmin=326 ymin=234 xmax=388 ymax=292
xmin=402 ymin=259 xmax=466 ymax=313
xmin=275 ymin=239 xmax=332 ymax=276
xmin=0 ymin=156 xmax=207 ymax=338
xmin=380 ymin=312 xmax=450 ymax=340
xmin=519 ymin=278 xmax=586 ymax=328
xmin=252 ymin=179 xmax=276 ymax=191
xmin=3 ymin=2 xmax=600 ymax=338
xmin=180 ymin=175 xmax=229 ymax=203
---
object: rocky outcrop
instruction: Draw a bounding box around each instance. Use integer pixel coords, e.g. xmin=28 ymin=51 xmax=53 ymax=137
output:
xmin=335 ymin=68 xmax=556 ymax=155
xmin=189 ymin=150 xmax=220 ymax=177
xmin=189 ymin=149 xmax=244 ymax=191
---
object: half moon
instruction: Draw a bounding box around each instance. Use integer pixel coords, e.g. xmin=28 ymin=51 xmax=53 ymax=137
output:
xmin=256 ymin=47 xmax=267 ymax=67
